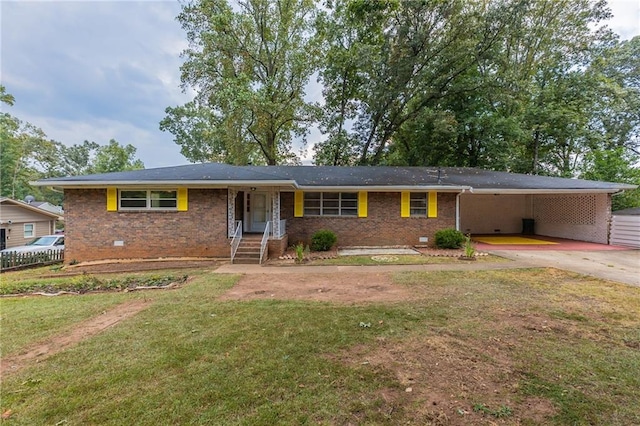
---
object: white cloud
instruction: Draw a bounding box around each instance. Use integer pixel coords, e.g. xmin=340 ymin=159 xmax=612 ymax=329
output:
xmin=607 ymin=0 xmax=640 ymax=40
xmin=1 ymin=0 xmax=190 ymax=168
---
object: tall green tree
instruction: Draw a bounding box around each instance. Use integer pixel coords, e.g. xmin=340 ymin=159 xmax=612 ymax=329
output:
xmin=56 ymin=140 xmax=100 ymax=176
xmin=162 ymin=0 xmax=320 ymax=165
xmin=314 ymin=0 xmax=524 ymax=165
xmin=1 ymin=85 xmax=58 ymax=201
xmin=1 ymin=86 xmax=145 ymax=204
xmin=91 ymin=139 xmax=144 ymax=174
xmin=313 ymin=0 xmax=629 ymax=177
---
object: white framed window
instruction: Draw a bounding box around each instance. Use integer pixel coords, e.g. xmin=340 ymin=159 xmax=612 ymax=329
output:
xmin=303 ymin=192 xmax=358 ymax=216
xmin=24 ymin=223 xmax=35 ymax=238
xmin=119 ymin=190 xmax=178 ymax=210
xmin=410 ymin=193 xmax=428 ymax=217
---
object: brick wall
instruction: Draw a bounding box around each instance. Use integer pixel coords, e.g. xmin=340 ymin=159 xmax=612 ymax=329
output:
xmin=281 ymin=192 xmax=456 ymax=247
xmin=533 ymin=193 xmax=610 ymax=243
xmin=64 ymin=189 xmax=229 ymax=263
xmin=268 ymin=234 xmax=289 ymax=257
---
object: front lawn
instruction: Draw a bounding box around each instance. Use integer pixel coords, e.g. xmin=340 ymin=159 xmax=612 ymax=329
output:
xmin=1 ymin=267 xmax=639 ymax=425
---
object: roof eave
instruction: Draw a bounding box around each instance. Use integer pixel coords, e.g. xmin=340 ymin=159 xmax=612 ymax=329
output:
xmin=295 ymin=185 xmax=470 ymax=192
xmin=30 ymin=180 xmax=299 ymax=188
xmin=470 ymin=188 xmax=631 ymax=194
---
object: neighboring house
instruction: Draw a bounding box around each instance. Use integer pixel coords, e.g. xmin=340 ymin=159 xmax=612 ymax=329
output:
xmin=30 ymin=201 xmax=64 ymax=216
xmin=33 ymin=163 xmax=636 ymax=263
xmin=0 ymin=197 xmax=62 ymax=251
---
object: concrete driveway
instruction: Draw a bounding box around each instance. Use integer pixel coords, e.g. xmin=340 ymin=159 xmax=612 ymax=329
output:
xmin=491 ymin=249 xmax=640 ymax=287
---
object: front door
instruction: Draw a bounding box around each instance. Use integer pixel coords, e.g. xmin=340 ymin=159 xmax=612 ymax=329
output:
xmin=0 ymin=229 xmax=5 ymax=251
xmin=249 ymin=192 xmax=270 ymax=233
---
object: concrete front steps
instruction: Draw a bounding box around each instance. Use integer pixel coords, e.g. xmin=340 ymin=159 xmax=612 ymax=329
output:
xmin=233 ymin=235 xmax=264 ymax=264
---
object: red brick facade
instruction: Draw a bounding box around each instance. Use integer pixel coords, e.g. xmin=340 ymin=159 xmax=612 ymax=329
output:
xmin=64 ymin=188 xmax=230 ymax=263
xmin=281 ymin=191 xmax=456 ymax=247
xmin=64 ymin=189 xmax=456 ymax=263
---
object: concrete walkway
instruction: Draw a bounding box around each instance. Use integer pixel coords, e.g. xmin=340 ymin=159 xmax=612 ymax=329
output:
xmin=215 ymin=249 xmax=640 ymax=287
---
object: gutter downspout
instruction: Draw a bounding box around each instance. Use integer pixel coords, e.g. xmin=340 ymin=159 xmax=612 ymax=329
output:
xmin=456 ymin=190 xmax=464 ymax=231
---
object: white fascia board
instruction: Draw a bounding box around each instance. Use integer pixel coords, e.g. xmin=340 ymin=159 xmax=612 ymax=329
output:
xmin=469 ymin=188 xmax=627 ymax=194
xmin=294 ymin=185 xmax=470 ymax=192
xmin=30 ymin=180 xmax=299 ymax=188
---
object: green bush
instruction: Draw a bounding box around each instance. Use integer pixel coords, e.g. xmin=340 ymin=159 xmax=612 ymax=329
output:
xmin=434 ymin=228 xmax=465 ymax=249
xmin=311 ymin=230 xmax=337 ymax=251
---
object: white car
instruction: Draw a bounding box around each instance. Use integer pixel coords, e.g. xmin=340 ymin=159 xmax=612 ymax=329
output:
xmin=1 ymin=235 xmax=65 ymax=254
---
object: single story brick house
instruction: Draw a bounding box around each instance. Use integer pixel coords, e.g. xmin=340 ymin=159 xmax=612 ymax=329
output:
xmin=34 ymin=163 xmax=636 ymax=263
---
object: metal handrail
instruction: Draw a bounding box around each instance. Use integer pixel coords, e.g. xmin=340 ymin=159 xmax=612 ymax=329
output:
xmin=270 ymin=219 xmax=286 ymax=238
xmin=259 ymin=221 xmax=270 ymax=264
xmin=230 ymin=221 xmax=242 ymax=263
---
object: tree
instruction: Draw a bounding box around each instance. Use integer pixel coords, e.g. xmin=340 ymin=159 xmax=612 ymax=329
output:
xmin=314 ymin=0 xmax=524 ymax=165
xmin=1 ymin=86 xmax=145 ymax=204
xmin=581 ymin=147 xmax=640 ymax=210
xmin=56 ymin=140 xmax=100 ymax=176
xmin=162 ymin=0 xmax=320 ymax=165
xmin=312 ymin=0 xmax=631 ymax=178
xmin=1 ymin=86 xmax=58 ymax=201
xmin=91 ymin=139 xmax=144 ymax=174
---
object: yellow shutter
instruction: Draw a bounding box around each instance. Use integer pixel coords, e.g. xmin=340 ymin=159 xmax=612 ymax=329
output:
xmin=106 ymin=187 xmax=117 ymax=211
xmin=401 ymin=191 xmax=410 ymax=217
xmin=294 ymin=191 xmax=304 ymax=217
xmin=358 ymin=191 xmax=367 ymax=217
xmin=428 ymin=191 xmax=437 ymax=218
xmin=177 ymin=188 xmax=188 ymax=211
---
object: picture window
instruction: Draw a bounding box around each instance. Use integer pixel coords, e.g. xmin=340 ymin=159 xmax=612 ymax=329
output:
xmin=303 ymin=192 xmax=358 ymax=216
xmin=119 ymin=190 xmax=177 ymax=210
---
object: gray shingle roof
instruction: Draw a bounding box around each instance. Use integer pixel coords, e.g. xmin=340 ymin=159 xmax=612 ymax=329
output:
xmin=34 ymin=163 xmax=636 ymax=192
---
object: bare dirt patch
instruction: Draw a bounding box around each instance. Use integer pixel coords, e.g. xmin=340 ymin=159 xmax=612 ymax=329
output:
xmin=334 ymin=334 xmax=556 ymax=425
xmin=221 ymin=271 xmax=561 ymax=424
xmin=1 ymin=300 xmax=151 ymax=376
xmin=218 ymin=271 xmax=415 ymax=303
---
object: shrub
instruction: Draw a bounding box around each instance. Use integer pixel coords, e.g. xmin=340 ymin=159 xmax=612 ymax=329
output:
xmin=434 ymin=228 xmax=465 ymax=249
xmin=311 ymin=230 xmax=337 ymax=251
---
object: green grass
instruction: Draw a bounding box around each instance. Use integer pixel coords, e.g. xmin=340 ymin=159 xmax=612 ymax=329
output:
xmin=1 ymin=292 xmax=134 ymax=355
xmin=1 ymin=267 xmax=639 ymax=425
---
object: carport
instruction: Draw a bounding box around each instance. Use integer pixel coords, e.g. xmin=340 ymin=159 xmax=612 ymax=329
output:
xmin=459 ymin=192 xmax=612 ymax=244
xmin=438 ymin=167 xmax=637 ymax=246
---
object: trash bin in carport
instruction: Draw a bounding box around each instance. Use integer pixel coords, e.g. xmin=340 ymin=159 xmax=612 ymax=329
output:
xmin=522 ymin=218 xmax=535 ymax=235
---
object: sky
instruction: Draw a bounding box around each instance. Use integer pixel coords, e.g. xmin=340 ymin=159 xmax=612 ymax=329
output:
xmin=1 ymin=1 xmax=639 ymax=170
